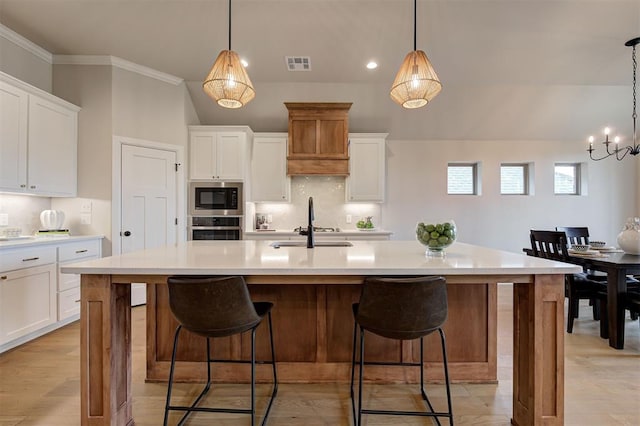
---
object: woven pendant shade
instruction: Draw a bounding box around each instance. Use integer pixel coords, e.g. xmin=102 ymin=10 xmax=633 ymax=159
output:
xmin=390 ymin=50 xmax=441 ymax=109
xmin=203 ymin=50 xmax=255 ymax=109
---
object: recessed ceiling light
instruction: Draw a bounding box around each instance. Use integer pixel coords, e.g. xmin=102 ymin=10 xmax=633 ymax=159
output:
xmin=366 ymin=61 xmax=378 ymax=70
xmin=241 ymin=59 xmax=249 ymax=68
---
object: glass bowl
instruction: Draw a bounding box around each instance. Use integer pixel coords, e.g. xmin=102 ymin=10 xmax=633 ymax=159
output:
xmin=416 ymin=220 xmax=457 ymax=257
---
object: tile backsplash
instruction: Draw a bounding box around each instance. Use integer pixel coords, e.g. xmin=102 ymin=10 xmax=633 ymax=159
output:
xmin=254 ymin=176 xmax=381 ymax=231
xmin=0 ymin=194 xmax=52 ymax=235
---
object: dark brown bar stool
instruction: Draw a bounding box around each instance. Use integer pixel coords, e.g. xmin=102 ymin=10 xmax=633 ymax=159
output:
xmin=350 ymin=276 xmax=454 ymax=426
xmin=163 ymin=276 xmax=277 ymax=426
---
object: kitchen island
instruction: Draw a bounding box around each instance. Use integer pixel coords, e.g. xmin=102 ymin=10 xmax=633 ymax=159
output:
xmin=62 ymin=240 xmax=581 ymax=426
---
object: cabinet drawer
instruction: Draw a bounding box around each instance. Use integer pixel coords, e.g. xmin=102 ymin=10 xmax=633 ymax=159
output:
xmin=58 ymin=240 xmax=101 ymax=262
xmin=57 ymin=269 xmax=81 ymax=292
xmin=58 ymin=287 xmax=80 ymax=320
xmin=0 ymin=246 xmax=56 ymax=272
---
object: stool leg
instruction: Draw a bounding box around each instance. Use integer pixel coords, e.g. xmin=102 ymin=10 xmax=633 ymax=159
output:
xmin=419 ymin=337 xmax=441 ymax=426
xmin=163 ymin=325 xmax=182 ymax=426
xmin=350 ymin=319 xmax=358 ymax=425
xmin=251 ymin=328 xmax=257 ymax=426
xmin=261 ymin=311 xmax=278 ymax=426
xmin=439 ymin=328 xmax=454 ymax=425
xmin=357 ymin=328 xmax=365 ymax=426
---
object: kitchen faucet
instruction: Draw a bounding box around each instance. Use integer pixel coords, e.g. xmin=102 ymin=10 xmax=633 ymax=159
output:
xmin=299 ymin=196 xmax=315 ymax=248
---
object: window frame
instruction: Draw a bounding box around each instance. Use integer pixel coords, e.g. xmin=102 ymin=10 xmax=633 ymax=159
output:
xmin=447 ymin=163 xmax=479 ymax=195
xmin=500 ymin=163 xmax=530 ymax=195
xmin=554 ymin=163 xmax=581 ymax=195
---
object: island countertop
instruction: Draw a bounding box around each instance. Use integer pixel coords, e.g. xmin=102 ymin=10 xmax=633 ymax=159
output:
xmin=62 ymin=240 xmax=581 ymax=276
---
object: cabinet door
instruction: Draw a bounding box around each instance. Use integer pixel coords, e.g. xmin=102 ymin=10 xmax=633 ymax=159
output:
xmin=28 ymin=94 xmax=77 ymax=196
xmin=251 ymin=135 xmax=290 ymax=201
xmin=0 ymin=81 xmax=28 ymax=192
xmin=0 ymin=264 xmax=57 ymax=345
xmin=346 ymin=137 xmax=386 ymax=202
xmin=189 ymin=132 xmax=216 ymax=179
xmin=216 ymin=132 xmax=245 ymax=180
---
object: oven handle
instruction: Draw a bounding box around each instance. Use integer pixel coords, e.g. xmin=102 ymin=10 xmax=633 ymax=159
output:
xmin=189 ymin=226 xmax=242 ymax=231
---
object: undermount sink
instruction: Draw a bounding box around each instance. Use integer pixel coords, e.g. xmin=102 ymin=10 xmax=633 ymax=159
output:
xmin=270 ymin=241 xmax=353 ymax=248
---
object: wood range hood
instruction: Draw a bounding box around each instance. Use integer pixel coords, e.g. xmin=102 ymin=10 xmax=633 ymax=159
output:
xmin=285 ymin=102 xmax=352 ymax=176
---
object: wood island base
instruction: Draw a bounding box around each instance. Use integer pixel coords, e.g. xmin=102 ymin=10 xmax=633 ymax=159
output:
xmin=80 ymin=272 xmax=564 ymax=425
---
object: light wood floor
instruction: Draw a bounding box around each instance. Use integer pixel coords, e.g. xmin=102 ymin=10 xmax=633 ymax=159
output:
xmin=1 ymin=284 xmax=639 ymax=425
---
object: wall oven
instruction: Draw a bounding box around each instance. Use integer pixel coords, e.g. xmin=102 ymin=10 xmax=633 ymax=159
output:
xmin=188 ymin=216 xmax=243 ymax=240
xmin=189 ymin=181 xmax=243 ymax=216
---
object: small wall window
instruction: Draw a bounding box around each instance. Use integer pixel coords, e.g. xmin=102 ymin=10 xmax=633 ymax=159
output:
xmin=554 ymin=163 xmax=581 ymax=195
xmin=500 ymin=163 xmax=529 ymax=195
xmin=447 ymin=163 xmax=479 ymax=195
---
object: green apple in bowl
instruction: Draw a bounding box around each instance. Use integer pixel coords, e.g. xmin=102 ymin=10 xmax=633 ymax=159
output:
xmin=416 ymin=220 xmax=457 ymax=256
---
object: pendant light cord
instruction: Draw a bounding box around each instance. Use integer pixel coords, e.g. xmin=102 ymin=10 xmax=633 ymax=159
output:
xmin=413 ymin=0 xmax=417 ymax=51
xmin=228 ymin=0 xmax=232 ymax=51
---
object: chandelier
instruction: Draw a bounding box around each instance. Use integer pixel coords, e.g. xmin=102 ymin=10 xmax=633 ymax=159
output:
xmin=389 ymin=0 xmax=442 ymax=109
xmin=203 ymin=0 xmax=255 ymax=109
xmin=588 ymin=37 xmax=640 ymax=161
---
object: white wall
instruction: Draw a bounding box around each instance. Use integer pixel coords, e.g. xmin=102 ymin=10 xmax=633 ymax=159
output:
xmin=383 ymin=139 xmax=638 ymax=253
xmin=51 ymin=65 xmax=114 ymax=253
xmin=0 ymin=33 xmax=51 ymax=92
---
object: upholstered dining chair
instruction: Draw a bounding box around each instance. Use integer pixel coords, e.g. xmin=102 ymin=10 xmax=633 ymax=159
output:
xmin=350 ymin=276 xmax=454 ymax=426
xmin=530 ymin=230 xmax=608 ymax=333
xmin=163 ymin=276 xmax=278 ymax=426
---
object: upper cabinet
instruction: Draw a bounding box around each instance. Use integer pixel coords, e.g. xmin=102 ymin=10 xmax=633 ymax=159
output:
xmin=189 ymin=126 xmax=251 ymax=181
xmin=346 ymin=134 xmax=387 ymax=203
xmin=250 ymin=133 xmax=290 ymax=202
xmin=284 ymin=102 xmax=352 ymax=176
xmin=0 ymin=73 xmax=80 ymax=197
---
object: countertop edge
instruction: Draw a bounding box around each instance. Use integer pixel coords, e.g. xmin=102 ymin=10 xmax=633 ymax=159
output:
xmin=0 ymin=235 xmax=104 ymax=249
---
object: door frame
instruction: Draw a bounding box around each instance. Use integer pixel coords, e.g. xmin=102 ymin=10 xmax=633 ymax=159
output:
xmin=111 ymin=135 xmax=186 ymax=255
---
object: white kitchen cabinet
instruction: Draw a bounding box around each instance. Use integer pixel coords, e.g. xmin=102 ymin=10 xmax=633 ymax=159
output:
xmin=189 ymin=126 xmax=250 ymax=180
xmin=0 ymin=72 xmax=79 ymax=196
xmin=0 ymin=246 xmax=57 ymax=346
xmin=0 ymin=236 xmax=103 ymax=352
xmin=251 ymin=133 xmax=290 ymax=202
xmin=0 ymin=80 xmax=28 ymax=191
xmin=57 ymin=239 xmax=102 ymax=320
xmin=346 ymin=133 xmax=387 ymax=203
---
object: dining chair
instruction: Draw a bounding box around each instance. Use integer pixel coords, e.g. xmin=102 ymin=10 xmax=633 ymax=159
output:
xmin=350 ymin=276 xmax=454 ymax=426
xmin=163 ymin=276 xmax=278 ymax=426
xmin=530 ymin=230 xmax=607 ymax=333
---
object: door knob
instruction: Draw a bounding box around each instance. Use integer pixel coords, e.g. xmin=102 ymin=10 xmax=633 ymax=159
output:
xmin=123 ymin=231 xmax=131 ymax=236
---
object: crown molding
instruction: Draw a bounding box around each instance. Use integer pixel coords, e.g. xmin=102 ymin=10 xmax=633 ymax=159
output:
xmin=53 ymin=55 xmax=184 ymax=85
xmin=0 ymin=23 xmax=53 ymax=64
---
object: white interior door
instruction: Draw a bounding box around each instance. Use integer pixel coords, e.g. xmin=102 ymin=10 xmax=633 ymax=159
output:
xmin=121 ymin=144 xmax=177 ymax=305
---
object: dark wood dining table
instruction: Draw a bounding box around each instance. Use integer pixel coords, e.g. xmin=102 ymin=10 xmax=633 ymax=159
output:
xmin=524 ymin=248 xmax=640 ymax=349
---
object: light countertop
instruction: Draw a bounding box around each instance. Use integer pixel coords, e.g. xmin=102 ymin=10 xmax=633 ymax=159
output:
xmin=0 ymin=235 xmax=104 ymax=249
xmin=61 ymin=240 xmax=581 ymax=276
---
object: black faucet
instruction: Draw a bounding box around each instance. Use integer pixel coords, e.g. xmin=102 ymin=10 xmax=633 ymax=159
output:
xmin=299 ymin=196 xmax=315 ymax=248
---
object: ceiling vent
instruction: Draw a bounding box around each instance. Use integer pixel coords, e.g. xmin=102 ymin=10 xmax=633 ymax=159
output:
xmin=285 ymin=56 xmax=311 ymax=71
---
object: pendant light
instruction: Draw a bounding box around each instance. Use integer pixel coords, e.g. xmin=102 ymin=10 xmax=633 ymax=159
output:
xmin=390 ymin=0 xmax=442 ymax=109
xmin=203 ymin=0 xmax=255 ymax=109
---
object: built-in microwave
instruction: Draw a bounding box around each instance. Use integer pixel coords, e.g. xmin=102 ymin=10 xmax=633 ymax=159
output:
xmin=189 ymin=181 xmax=243 ymax=216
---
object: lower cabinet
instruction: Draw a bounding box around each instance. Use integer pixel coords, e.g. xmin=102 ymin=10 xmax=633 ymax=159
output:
xmin=0 ymin=237 xmax=102 ymax=352
xmin=57 ymin=239 xmax=101 ymax=320
xmin=0 ymin=247 xmax=57 ymax=346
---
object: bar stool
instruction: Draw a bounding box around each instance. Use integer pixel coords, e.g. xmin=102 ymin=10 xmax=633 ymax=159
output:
xmin=163 ymin=276 xmax=278 ymax=426
xmin=350 ymin=276 xmax=454 ymax=425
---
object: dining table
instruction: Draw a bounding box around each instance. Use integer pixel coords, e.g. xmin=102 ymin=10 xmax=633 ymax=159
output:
xmin=524 ymin=248 xmax=640 ymax=349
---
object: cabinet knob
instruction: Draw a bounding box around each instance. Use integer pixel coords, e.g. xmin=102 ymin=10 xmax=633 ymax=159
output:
xmin=30 ymin=185 xmax=36 ymax=189
xmin=20 ymin=184 xmax=26 ymax=188
xmin=0 ymin=276 xmax=7 ymax=280
xmin=123 ymin=231 xmax=132 ymax=237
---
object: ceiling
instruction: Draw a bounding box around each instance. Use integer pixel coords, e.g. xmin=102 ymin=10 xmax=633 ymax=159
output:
xmin=1 ymin=0 xmax=639 ymax=136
